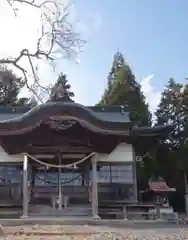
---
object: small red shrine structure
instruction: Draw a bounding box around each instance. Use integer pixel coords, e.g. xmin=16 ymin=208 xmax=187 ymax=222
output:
xmin=148 ymin=177 xmax=176 ymax=193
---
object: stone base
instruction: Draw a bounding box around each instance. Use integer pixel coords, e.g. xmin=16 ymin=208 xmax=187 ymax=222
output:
xmin=92 ymin=214 xmax=101 ymax=220
xmin=155 ymin=218 xmax=163 ymax=222
xmin=20 ymin=215 xmax=28 ymax=219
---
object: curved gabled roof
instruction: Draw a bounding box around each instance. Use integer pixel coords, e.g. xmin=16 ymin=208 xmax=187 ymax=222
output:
xmin=0 ymin=101 xmax=131 ymax=136
xmin=131 ymin=124 xmax=176 ymax=137
xmin=0 ymin=100 xmax=176 ymax=138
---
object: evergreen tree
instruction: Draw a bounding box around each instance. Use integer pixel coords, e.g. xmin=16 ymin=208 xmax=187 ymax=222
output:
xmin=0 ymin=66 xmax=30 ymax=106
xmin=155 ymin=78 xmax=184 ymax=147
xmin=154 ymin=79 xmax=188 ymax=211
xmin=99 ymin=51 xmax=151 ymax=126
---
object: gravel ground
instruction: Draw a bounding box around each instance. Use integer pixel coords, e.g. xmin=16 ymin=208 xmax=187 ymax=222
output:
xmin=1 ymin=225 xmax=188 ymax=239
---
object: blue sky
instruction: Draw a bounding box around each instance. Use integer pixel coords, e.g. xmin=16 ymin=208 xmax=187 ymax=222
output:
xmin=55 ymin=0 xmax=188 ymax=111
xmin=0 ymin=0 xmax=187 ymax=112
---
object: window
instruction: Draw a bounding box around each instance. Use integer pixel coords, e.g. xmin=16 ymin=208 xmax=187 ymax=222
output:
xmin=111 ymin=164 xmax=133 ymax=183
xmin=0 ymin=167 xmax=21 ymax=184
xmin=98 ymin=164 xmax=133 ymax=183
xmin=35 ymin=172 xmax=83 ymax=186
xmin=98 ymin=165 xmax=110 ymax=183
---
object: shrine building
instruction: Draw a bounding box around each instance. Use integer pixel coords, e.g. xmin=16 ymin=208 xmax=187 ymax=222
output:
xmin=0 ymin=87 xmax=175 ymax=219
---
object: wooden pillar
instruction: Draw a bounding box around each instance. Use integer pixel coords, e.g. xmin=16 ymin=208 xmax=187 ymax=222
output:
xmin=84 ymin=164 xmax=90 ymax=202
xmin=57 ymin=153 xmax=62 ymax=210
xmin=132 ymin=147 xmax=138 ymax=202
xmin=21 ymin=154 xmax=29 ymax=218
xmin=30 ymin=166 xmax=35 ymax=201
xmin=91 ymin=155 xmax=100 ymax=219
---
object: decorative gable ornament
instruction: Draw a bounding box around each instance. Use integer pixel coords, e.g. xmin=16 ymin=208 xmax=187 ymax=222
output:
xmin=47 ymin=119 xmax=76 ymax=130
xmin=48 ymin=76 xmax=73 ymax=102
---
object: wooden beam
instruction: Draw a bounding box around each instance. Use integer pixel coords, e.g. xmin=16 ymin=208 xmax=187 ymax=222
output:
xmin=0 ymin=162 xmax=22 ymax=166
xmin=32 ymin=153 xmax=87 ymax=159
xmin=26 ymin=146 xmax=92 ymax=154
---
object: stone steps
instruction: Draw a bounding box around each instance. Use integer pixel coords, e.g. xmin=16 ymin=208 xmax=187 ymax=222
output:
xmin=29 ymin=204 xmax=92 ymax=217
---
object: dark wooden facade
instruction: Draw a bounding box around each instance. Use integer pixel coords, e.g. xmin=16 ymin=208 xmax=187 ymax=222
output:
xmin=0 ymin=95 xmax=175 ymax=218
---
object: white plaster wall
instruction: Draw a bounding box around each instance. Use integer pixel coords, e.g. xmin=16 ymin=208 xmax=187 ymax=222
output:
xmin=98 ymin=142 xmax=133 ymax=162
xmin=0 ymin=142 xmax=133 ymax=163
xmin=0 ymin=146 xmax=23 ymax=162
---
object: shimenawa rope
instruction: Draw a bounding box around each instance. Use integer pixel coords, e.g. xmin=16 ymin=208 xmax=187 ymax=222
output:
xmin=22 ymin=152 xmax=97 ymax=168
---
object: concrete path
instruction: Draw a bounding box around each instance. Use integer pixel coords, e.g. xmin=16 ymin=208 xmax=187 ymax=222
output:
xmin=1 ymin=224 xmax=188 ymax=239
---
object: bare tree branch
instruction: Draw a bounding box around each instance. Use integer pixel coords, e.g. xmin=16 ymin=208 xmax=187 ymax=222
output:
xmin=6 ymin=0 xmax=58 ymax=9
xmin=1 ymin=0 xmax=84 ymax=103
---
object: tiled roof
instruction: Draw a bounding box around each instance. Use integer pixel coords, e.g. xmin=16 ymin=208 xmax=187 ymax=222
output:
xmin=148 ymin=180 xmax=176 ymax=192
xmin=0 ymin=105 xmax=130 ymax=123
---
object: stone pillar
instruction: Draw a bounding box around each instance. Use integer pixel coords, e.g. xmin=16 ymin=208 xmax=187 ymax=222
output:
xmin=155 ymin=195 xmax=161 ymax=220
xmin=123 ymin=205 xmax=128 ymax=220
xmin=21 ymin=154 xmax=29 ymax=218
xmin=91 ymin=155 xmax=100 ymax=219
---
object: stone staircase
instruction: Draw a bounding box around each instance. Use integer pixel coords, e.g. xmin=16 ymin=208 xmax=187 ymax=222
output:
xmin=29 ymin=204 xmax=92 ymax=217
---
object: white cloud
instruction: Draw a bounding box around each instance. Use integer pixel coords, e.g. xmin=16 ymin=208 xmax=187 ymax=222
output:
xmin=0 ymin=1 xmax=40 ymax=58
xmin=140 ymin=74 xmax=161 ymax=114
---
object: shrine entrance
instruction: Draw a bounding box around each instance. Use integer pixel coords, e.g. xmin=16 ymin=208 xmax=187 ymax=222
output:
xmin=27 ymin=153 xmax=94 ymax=217
xmin=0 ymin=146 xmax=137 ymax=219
